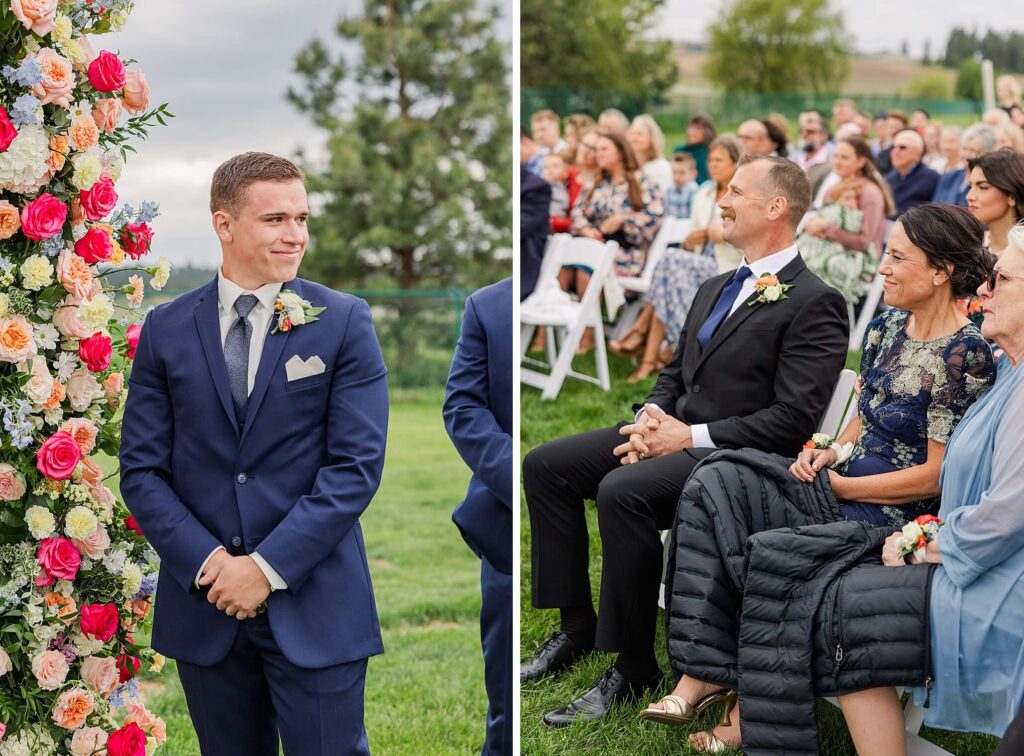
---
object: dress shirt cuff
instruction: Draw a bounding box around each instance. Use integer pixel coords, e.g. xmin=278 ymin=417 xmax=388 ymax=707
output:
xmin=635 ymin=403 xmax=667 ymax=423
xmin=691 ymin=423 xmax=716 ymax=449
xmin=195 ymin=546 xmax=225 ymax=590
xmin=252 ymin=551 xmax=288 ymax=592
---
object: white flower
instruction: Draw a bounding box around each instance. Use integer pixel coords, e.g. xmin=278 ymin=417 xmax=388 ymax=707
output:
xmin=54 ymin=352 xmax=77 ymax=382
xmin=63 ymin=39 xmax=88 ymax=67
xmin=52 ymin=13 xmax=74 ymax=45
xmin=33 ymin=323 xmax=59 ymax=351
xmin=25 ymin=505 xmax=56 ymax=540
xmin=0 ymin=125 xmax=51 ymax=194
xmin=0 ymin=647 xmax=12 ymax=677
xmin=71 ymin=153 xmax=102 ymax=191
xmin=70 ymin=628 xmax=104 ymax=657
xmin=102 ymin=150 xmax=124 ymax=182
xmin=122 ymin=562 xmax=143 ymax=598
xmin=54 ymin=579 xmax=74 ymax=597
xmin=286 ymin=305 xmax=306 ymax=325
xmin=44 ymin=407 xmax=63 ymax=426
xmin=0 ymin=292 xmax=8 ymax=317
xmin=65 ymin=505 xmax=98 ymax=540
xmin=69 ymin=100 xmax=92 ymax=121
xmin=77 ymin=293 xmax=114 ymax=331
xmin=102 ymin=548 xmax=127 ymax=575
xmin=277 ymin=291 xmax=305 ymax=310
xmin=24 ymin=602 xmax=43 ymax=627
xmin=763 ymin=284 xmax=783 ymax=302
xmin=150 ymin=257 xmax=170 ymax=291
xmin=19 ymin=254 xmax=53 ymax=291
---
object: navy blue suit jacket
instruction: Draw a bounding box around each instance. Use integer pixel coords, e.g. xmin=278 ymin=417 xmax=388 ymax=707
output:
xmin=443 ymin=278 xmax=513 ymax=574
xmin=119 ymin=277 xmax=388 ymax=669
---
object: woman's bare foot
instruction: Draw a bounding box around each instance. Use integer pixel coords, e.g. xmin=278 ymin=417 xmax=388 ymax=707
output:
xmin=689 ymin=701 xmax=741 ymax=752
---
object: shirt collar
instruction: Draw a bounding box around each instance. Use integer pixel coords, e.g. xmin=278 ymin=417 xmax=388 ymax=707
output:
xmin=744 ymin=244 xmax=799 ymax=278
xmin=217 ymin=269 xmax=283 ymax=314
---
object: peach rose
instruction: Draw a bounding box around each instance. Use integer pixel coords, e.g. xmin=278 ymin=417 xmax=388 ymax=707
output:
xmin=77 ymin=456 xmax=102 ymax=488
xmin=123 ymin=702 xmax=166 ymax=744
xmin=57 ymin=250 xmax=94 ymax=302
xmin=60 ymin=418 xmax=98 ymax=455
xmin=0 ymin=463 xmax=27 ymax=501
xmin=90 ymin=485 xmax=115 ymax=520
xmin=23 ymin=355 xmax=55 ymax=406
xmin=103 ymin=371 xmax=124 ymax=409
xmin=66 ymin=368 xmax=102 ymax=412
xmin=53 ymin=297 xmax=92 ymax=338
xmin=47 ymin=133 xmax=69 ymax=173
xmin=11 ymin=0 xmax=58 ymax=36
xmin=0 ymin=200 xmax=20 ymax=240
xmin=73 ymin=522 xmax=110 ymax=559
xmin=80 ymin=655 xmax=119 ymax=697
xmin=31 ymin=649 xmax=69 ymax=690
xmin=68 ymin=116 xmax=99 ymax=152
xmin=0 ymin=315 xmax=37 ymax=364
xmin=52 ymin=687 xmax=94 ymax=730
xmin=70 ymin=727 xmax=108 ymax=756
xmin=33 ymin=48 xmax=76 ymax=108
xmin=122 ymin=71 xmax=150 ymax=115
xmin=44 ymin=590 xmax=77 ymax=625
xmin=92 ymin=98 xmax=123 ymax=134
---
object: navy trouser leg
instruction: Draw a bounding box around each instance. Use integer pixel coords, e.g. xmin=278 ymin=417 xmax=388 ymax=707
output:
xmin=480 ymin=557 xmax=512 ymax=756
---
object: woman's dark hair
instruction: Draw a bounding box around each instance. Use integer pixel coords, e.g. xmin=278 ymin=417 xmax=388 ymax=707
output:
xmin=837 ymin=135 xmax=897 ymax=216
xmin=583 ymin=129 xmax=645 ymax=210
xmin=899 ymin=203 xmax=995 ymax=298
xmin=761 ymin=118 xmax=789 ymax=158
xmin=966 ymin=148 xmax=1024 ymax=222
xmin=688 ymin=113 xmax=717 ymax=145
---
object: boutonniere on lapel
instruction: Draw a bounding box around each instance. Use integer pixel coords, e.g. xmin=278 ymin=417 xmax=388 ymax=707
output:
xmin=748 ymin=274 xmax=793 ymax=306
xmin=272 ymin=290 xmax=326 ymax=333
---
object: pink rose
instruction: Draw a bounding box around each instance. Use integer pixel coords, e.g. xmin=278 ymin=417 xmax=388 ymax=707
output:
xmin=79 ymin=332 xmax=112 ymax=373
xmin=70 ymin=727 xmax=108 ymax=756
xmin=0 ymin=463 xmax=26 ymax=501
xmin=60 ymin=418 xmax=99 ymax=455
xmin=33 ymin=48 xmax=75 ymax=108
xmin=0 ymin=107 xmax=17 ymax=152
xmin=125 ymin=323 xmax=142 ymax=360
xmin=106 ymin=722 xmax=147 ymax=756
xmin=73 ymin=522 xmax=110 ymax=559
xmin=66 ymin=368 xmax=103 ymax=412
xmin=87 ymin=51 xmax=126 ymax=93
xmin=37 ymin=536 xmax=81 ymax=584
xmin=92 ymin=97 xmax=123 ymax=134
xmin=122 ymin=71 xmax=150 ymax=115
xmin=54 ymin=297 xmax=92 ymax=338
xmin=79 ymin=602 xmax=119 ymax=643
xmin=75 ymin=227 xmax=113 ymax=264
xmin=11 ymin=0 xmax=58 ymax=36
xmin=79 ymin=177 xmax=118 ymax=221
xmin=36 ymin=431 xmax=82 ymax=480
xmin=52 ymin=687 xmax=94 ymax=730
xmin=20 ymin=192 xmax=68 ymax=241
xmin=80 ymin=655 xmax=119 ymax=697
xmin=22 ymin=355 xmax=54 ymax=406
xmin=119 ymin=222 xmax=153 ymax=260
xmin=31 ymin=649 xmax=69 ymax=691
xmin=123 ymin=702 xmax=166 ymax=744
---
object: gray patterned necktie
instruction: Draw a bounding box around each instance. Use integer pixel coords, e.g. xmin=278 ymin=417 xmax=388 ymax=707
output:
xmin=224 ymin=294 xmax=259 ymax=421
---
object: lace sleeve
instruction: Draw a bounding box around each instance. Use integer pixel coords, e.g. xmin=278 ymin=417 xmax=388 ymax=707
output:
xmin=926 ymin=333 xmax=996 ymax=444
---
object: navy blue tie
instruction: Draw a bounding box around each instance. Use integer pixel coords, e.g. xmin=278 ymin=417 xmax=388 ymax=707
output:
xmin=696 ymin=266 xmax=752 ymax=350
xmin=224 ymin=294 xmax=259 ymax=420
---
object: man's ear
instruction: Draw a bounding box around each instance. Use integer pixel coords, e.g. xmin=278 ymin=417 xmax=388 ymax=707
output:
xmin=212 ymin=210 xmax=233 ymax=243
xmin=768 ymin=196 xmax=788 ymax=223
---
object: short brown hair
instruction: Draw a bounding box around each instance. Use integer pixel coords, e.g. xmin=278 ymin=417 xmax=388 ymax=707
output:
xmin=210 ymin=152 xmax=305 ymax=215
xmin=672 ymin=152 xmax=696 ymax=168
xmin=531 ymin=109 xmax=560 ymax=125
xmin=738 ymin=155 xmax=811 ymax=230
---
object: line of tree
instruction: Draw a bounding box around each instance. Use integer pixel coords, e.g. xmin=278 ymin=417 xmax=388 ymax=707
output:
xmin=944 ymin=27 xmax=1024 ymax=73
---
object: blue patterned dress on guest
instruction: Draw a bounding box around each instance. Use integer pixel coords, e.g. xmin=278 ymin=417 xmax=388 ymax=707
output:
xmin=838 ymin=309 xmax=996 ymax=527
xmin=570 ymin=173 xmax=664 ymax=277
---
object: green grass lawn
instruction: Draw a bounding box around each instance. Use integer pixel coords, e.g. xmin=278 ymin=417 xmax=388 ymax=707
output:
xmin=520 ymin=349 xmax=1000 ymax=755
xmin=124 ymin=397 xmax=488 ymax=754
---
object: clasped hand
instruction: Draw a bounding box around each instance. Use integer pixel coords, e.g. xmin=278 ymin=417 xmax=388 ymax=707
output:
xmin=199 ymin=551 xmax=271 ymax=621
xmin=613 ymin=405 xmax=693 ymax=464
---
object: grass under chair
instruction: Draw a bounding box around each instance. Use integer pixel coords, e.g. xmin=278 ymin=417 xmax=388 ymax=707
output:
xmin=520 ymin=347 xmax=1000 ymax=755
xmin=104 ymin=398 xmax=489 ymax=755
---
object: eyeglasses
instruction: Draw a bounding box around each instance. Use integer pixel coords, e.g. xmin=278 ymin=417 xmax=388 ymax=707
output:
xmin=892 ymin=144 xmax=914 ymax=151
xmin=986 ymin=268 xmax=1024 ymax=291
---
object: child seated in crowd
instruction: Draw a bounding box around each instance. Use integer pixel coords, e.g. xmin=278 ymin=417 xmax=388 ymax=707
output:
xmin=544 ymin=152 xmax=579 ymax=233
xmin=665 ymin=152 xmax=700 ymax=219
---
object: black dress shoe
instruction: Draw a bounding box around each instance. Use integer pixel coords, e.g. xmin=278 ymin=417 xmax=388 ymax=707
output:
xmin=520 ymin=631 xmax=593 ymax=684
xmin=541 ymin=666 xmax=661 ymax=727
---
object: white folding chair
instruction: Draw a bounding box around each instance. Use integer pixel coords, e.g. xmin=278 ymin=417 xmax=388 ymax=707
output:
xmin=619 ymin=217 xmax=692 ymax=296
xmin=850 ymin=265 xmax=887 ymax=351
xmin=520 ymin=234 xmax=568 ymax=360
xmin=520 ymin=237 xmax=616 ymax=400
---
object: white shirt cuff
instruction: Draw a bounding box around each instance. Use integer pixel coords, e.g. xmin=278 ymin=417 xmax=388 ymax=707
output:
xmin=635 ymin=404 xmax=668 ymax=423
xmin=196 ymin=546 xmax=225 ymax=589
xmin=252 ymin=551 xmax=287 ymax=591
xmin=691 ymin=423 xmax=716 ymax=449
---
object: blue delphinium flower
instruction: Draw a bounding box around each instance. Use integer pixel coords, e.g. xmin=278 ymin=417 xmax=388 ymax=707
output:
xmin=41 ymin=235 xmax=65 ymax=257
xmin=10 ymin=93 xmax=41 ymax=126
xmin=1 ymin=58 xmax=42 ymax=88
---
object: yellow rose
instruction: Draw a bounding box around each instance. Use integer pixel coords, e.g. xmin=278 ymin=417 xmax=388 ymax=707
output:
xmin=20 ymin=254 xmax=54 ymax=291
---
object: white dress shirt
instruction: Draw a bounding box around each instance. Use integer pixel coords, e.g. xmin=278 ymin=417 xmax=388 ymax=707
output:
xmin=646 ymin=244 xmax=801 ymax=450
xmin=195 ymin=270 xmax=288 ymax=593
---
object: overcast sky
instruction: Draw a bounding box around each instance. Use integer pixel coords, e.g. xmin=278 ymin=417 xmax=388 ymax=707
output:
xmin=661 ymin=0 xmax=1015 ymax=56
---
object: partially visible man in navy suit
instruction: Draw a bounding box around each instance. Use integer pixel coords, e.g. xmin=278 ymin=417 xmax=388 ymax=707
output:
xmin=443 ymin=278 xmax=513 ymax=755
xmin=120 ymin=152 xmax=388 ymax=754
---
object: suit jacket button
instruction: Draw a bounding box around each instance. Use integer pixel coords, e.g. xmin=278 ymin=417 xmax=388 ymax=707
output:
xmin=231 ymin=536 xmax=242 ymax=547
xmin=693 ymin=384 xmax=701 ymax=393
xmin=236 ymin=473 xmax=247 ymax=484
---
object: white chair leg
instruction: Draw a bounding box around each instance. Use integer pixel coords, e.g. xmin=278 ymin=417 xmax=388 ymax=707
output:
xmin=545 ymin=325 xmax=557 ymax=367
xmin=541 ymin=324 xmax=584 ymax=400
xmin=592 ymin=319 xmax=610 ymax=391
xmin=520 ymin=323 xmax=535 ymax=360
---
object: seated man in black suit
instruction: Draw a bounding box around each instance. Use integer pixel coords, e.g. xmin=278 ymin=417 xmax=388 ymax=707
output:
xmin=521 ymin=156 xmax=850 ymax=726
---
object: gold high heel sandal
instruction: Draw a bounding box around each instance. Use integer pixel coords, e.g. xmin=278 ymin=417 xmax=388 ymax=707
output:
xmin=638 ymin=688 xmax=736 ymax=726
xmin=690 ymin=690 xmax=740 ymax=753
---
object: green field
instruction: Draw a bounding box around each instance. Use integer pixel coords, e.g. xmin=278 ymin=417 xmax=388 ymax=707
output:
xmin=128 ymin=397 xmax=488 ymax=755
xmin=520 ymin=349 xmax=1000 ymax=755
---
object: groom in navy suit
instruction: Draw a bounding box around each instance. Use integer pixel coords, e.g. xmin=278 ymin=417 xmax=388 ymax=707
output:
xmin=443 ymin=278 xmax=513 ymax=755
xmin=120 ymin=152 xmax=388 ymax=755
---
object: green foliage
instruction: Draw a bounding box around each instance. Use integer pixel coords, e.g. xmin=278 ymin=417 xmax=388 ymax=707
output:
xmin=944 ymin=26 xmax=1024 ymax=72
xmin=287 ymin=0 xmax=511 ymax=292
xmin=704 ymin=0 xmax=852 ymax=95
xmin=520 ymin=0 xmax=677 ymax=108
xmin=955 ymin=59 xmax=985 ymax=102
xmin=906 ymin=72 xmax=952 ymax=101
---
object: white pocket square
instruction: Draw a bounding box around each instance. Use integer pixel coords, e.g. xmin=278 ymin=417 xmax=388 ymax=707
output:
xmin=285 ymin=354 xmax=326 ymax=381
